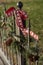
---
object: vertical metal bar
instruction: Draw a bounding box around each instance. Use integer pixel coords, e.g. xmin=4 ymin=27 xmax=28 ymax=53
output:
xmin=12 ymin=12 xmax=16 ymax=34
xmin=3 ymin=41 xmax=6 ymax=54
xmin=17 ymin=51 xmax=21 ymax=65
xmin=28 ymin=19 xmax=31 ymax=49
xmin=1 ymin=29 xmax=3 ymax=50
xmin=8 ymin=47 xmax=12 ymax=65
xmin=11 ymin=12 xmax=17 ymax=65
xmin=9 ymin=43 xmax=14 ymax=65
xmin=27 ymin=19 xmax=31 ymax=65
xmin=9 ymin=47 xmax=12 ymax=65
xmin=2 ymin=3 xmax=8 ymax=58
xmin=6 ymin=45 xmax=9 ymax=59
xmin=13 ymin=52 xmax=18 ymax=65
xmin=7 ymin=47 xmax=11 ymax=63
xmin=14 ymin=11 xmax=21 ymax=65
xmin=36 ymin=41 xmax=39 ymax=65
xmin=12 ymin=13 xmax=14 ymax=32
xmin=2 ymin=29 xmax=5 ymax=51
xmin=16 ymin=47 xmax=19 ymax=65
xmin=11 ymin=50 xmax=14 ymax=65
xmin=26 ymin=19 xmax=31 ymax=65
xmin=3 ymin=29 xmax=8 ymax=59
xmin=14 ymin=11 xmax=20 ymax=41
xmin=0 ymin=30 xmax=2 ymax=48
xmin=12 ymin=47 xmax=18 ymax=65
xmin=12 ymin=50 xmax=15 ymax=65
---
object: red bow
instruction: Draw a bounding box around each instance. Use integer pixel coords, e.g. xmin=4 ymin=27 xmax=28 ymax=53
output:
xmin=5 ymin=7 xmax=38 ymax=41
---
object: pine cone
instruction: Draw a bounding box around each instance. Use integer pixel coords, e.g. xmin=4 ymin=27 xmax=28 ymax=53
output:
xmin=34 ymin=55 xmax=39 ymax=61
xmin=5 ymin=37 xmax=13 ymax=46
xmin=29 ymin=54 xmax=39 ymax=62
xmin=29 ymin=54 xmax=35 ymax=62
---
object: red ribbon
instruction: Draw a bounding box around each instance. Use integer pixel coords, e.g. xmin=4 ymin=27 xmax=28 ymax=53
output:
xmin=5 ymin=7 xmax=38 ymax=41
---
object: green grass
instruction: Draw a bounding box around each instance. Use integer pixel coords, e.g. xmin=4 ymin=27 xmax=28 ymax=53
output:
xmin=23 ymin=1 xmax=43 ymax=46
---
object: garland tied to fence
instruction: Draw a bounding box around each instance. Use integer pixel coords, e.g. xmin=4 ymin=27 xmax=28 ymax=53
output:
xmin=5 ymin=7 xmax=38 ymax=41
